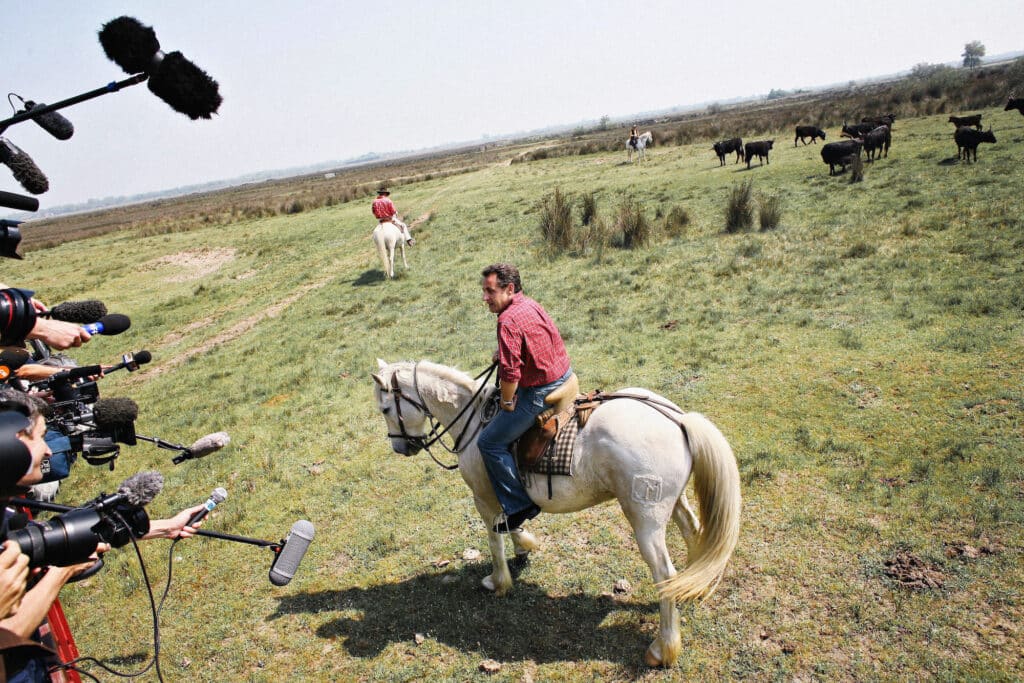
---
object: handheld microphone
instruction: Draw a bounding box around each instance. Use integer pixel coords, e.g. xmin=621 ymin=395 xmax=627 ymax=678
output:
xmin=0 ymin=346 xmax=31 ymax=377
xmin=82 ymin=313 xmax=131 ymax=336
xmin=99 ymin=16 xmax=222 ymax=120
xmin=104 ymin=349 xmax=152 ymax=374
xmin=269 ymin=520 xmax=315 ymax=586
xmin=172 ymin=431 xmax=229 ymax=464
xmin=20 ymin=100 xmax=74 ymax=140
xmin=47 ymin=300 xmax=108 ymax=324
xmin=0 ymin=138 xmax=49 ymax=195
xmin=0 ymin=190 xmax=38 ymax=212
xmin=187 ymin=487 xmax=227 ymax=526
xmin=91 ymin=470 xmax=164 ymax=510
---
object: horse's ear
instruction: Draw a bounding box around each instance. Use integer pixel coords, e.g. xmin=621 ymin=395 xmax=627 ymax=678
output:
xmin=377 ymin=358 xmax=389 ymax=370
xmin=372 ymin=373 xmax=386 ymax=389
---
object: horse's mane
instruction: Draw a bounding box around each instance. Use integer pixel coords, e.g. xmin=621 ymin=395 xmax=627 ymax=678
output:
xmin=393 ymin=360 xmax=482 ymax=408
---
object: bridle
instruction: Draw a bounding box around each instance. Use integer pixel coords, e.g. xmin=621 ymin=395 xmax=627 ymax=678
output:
xmin=384 ymin=361 xmax=497 ymax=470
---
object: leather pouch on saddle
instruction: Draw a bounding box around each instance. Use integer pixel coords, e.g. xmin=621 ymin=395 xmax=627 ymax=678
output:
xmin=513 ymin=373 xmax=579 ymax=469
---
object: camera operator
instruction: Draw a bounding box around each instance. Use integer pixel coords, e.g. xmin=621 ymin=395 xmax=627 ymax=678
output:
xmin=0 ymin=390 xmax=206 ymax=680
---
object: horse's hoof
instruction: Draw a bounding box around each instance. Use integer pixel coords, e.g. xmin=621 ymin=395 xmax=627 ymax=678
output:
xmin=644 ymin=646 xmax=664 ymax=668
xmin=481 ymin=575 xmax=496 ymax=592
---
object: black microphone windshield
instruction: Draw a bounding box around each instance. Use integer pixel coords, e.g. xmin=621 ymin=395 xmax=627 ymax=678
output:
xmin=269 ymin=520 xmax=314 ymax=586
xmin=99 ymin=16 xmax=160 ymax=75
xmin=116 ymin=470 xmax=164 ymax=506
xmin=99 ymin=16 xmax=222 ymax=120
xmin=49 ymin=300 xmax=108 ymax=324
xmin=92 ymin=397 xmax=139 ymax=429
xmin=96 ymin=313 xmax=131 ymax=335
xmin=22 ymin=101 xmax=74 ymax=140
xmin=0 ymin=138 xmax=48 ymax=195
xmin=133 ymin=349 xmax=153 ymax=365
xmin=147 ymin=52 xmax=222 ymax=120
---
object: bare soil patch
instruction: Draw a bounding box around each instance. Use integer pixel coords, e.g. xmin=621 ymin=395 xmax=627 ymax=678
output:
xmin=146 ymin=247 xmax=237 ymax=282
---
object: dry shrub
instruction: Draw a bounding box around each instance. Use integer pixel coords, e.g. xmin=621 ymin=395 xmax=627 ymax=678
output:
xmin=664 ymin=205 xmax=691 ymax=238
xmin=758 ymin=193 xmax=783 ymax=231
xmin=725 ymin=180 xmax=755 ymax=233
xmin=615 ymin=196 xmax=650 ymax=249
xmin=539 ymin=187 xmax=573 ymax=254
xmin=580 ymin=193 xmax=597 ymax=227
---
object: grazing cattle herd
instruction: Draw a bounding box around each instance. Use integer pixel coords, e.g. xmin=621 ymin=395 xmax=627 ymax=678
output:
xmin=702 ymin=97 xmax=1014 ymax=176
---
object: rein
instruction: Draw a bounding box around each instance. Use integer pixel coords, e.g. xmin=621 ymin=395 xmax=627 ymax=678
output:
xmin=387 ymin=361 xmax=497 ymax=470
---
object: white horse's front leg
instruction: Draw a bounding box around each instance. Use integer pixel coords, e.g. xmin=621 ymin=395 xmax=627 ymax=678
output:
xmin=511 ymin=528 xmax=539 ymax=558
xmin=473 ymin=497 xmax=514 ymax=595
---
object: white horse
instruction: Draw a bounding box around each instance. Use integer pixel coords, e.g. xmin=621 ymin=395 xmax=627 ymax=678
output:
xmin=372 ymin=359 xmax=741 ymax=667
xmin=371 ymin=217 xmax=415 ymax=280
xmin=627 ymin=131 xmax=653 ymax=163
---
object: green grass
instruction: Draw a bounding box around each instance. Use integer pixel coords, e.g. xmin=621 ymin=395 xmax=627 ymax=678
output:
xmin=7 ymin=105 xmax=1023 ymax=681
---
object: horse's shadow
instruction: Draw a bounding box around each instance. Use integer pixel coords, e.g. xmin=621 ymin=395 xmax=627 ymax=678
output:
xmin=937 ymin=157 xmax=960 ymax=166
xmin=352 ymin=269 xmax=386 ymax=286
xmin=272 ymin=563 xmax=654 ymax=669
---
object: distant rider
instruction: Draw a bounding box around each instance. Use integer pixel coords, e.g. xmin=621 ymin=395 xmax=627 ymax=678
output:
xmin=629 ymin=125 xmax=639 ymax=149
xmin=372 ymin=187 xmax=398 ymax=224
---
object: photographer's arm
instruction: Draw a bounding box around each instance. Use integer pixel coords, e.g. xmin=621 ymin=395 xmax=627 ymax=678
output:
xmin=27 ymin=318 xmax=91 ymax=350
xmin=0 ymin=544 xmax=29 ymax=620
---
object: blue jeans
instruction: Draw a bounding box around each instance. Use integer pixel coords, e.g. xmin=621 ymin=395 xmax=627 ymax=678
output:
xmin=478 ymin=368 xmax=572 ymax=516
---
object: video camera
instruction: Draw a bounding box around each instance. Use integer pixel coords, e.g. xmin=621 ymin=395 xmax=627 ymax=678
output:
xmin=6 ymin=470 xmax=162 ymax=568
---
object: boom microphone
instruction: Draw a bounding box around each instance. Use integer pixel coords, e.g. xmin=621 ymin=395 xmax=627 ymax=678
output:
xmin=48 ymin=300 xmax=108 ymax=324
xmin=82 ymin=313 xmax=131 ymax=336
xmin=173 ymin=431 xmax=229 ymax=464
xmin=99 ymin=16 xmax=222 ymax=120
xmin=20 ymin=100 xmax=74 ymax=140
xmin=0 ymin=138 xmax=48 ymax=195
xmin=92 ymin=469 xmax=164 ymax=510
xmin=269 ymin=520 xmax=315 ymax=586
xmin=187 ymin=487 xmax=227 ymax=526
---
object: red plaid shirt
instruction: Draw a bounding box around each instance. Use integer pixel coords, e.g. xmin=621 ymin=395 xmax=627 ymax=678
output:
xmin=496 ymin=292 xmax=570 ymax=386
xmin=372 ymin=196 xmax=396 ymax=220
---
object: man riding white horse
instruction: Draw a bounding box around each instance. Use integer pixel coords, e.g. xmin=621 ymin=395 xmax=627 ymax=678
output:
xmin=372 ymin=187 xmax=403 ymax=231
xmin=479 ymin=263 xmax=572 ymax=533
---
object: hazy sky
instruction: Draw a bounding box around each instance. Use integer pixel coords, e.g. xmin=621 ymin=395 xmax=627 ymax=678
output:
xmin=3 ymin=1 xmax=1021 ymax=211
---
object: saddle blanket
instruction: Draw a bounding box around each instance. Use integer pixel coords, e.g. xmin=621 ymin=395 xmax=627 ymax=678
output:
xmin=521 ymin=411 xmax=579 ymax=477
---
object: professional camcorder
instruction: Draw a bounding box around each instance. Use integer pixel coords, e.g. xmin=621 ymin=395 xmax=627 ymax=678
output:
xmin=6 ymin=470 xmax=162 ymax=568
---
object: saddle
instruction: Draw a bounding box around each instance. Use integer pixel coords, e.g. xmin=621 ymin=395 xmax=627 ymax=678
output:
xmin=513 ymin=373 xmax=589 ymax=469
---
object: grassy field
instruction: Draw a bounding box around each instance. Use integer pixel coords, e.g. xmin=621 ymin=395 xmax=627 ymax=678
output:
xmin=5 ymin=103 xmax=1023 ymax=681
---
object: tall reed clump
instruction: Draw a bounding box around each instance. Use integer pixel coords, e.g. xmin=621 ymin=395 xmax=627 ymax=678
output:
xmin=580 ymin=192 xmax=597 ymax=227
xmin=725 ymin=179 xmax=755 ymax=233
xmin=615 ymin=196 xmax=650 ymax=249
xmin=850 ymin=154 xmax=865 ymax=183
xmin=758 ymin=193 xmax=783 ymax=231
xmin=663 ymin=205 xmax=691 ymax=238
xmin=539 ymin=187 xmax=573 ymax=254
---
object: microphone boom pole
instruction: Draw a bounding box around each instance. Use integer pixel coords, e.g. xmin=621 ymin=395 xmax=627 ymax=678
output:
xmin=0 ymin=75 xmax=148 ymax=134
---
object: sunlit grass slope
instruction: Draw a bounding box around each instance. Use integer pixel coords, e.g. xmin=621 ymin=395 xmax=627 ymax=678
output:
xmin=6 ymin=107 xmax=1022 ymax=681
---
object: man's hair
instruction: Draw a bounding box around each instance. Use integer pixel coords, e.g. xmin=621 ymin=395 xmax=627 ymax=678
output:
xmin=0 ymin=388 xmax=45 ymax=423
xmin=482 ymin=263 xmax=522 ymax=293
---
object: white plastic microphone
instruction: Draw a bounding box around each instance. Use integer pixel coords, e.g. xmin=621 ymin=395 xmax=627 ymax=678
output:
xmin=187 ymin=487 xmax=227 ymax=526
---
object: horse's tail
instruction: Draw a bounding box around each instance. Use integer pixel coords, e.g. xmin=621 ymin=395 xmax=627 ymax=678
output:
xmin=657 ymin=412 xmax=741 ymax=602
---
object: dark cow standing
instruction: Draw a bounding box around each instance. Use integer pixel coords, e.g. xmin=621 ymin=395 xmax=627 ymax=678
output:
xmin=842 ymin=121 xmax=876 ymax=139
xmin=1005 ymin=97 xmax=1024 ymax=115
xmin=794 ymin=126 xmax=826 ymax=146
xmin=713 ymin=138 xmax=744 ymax=166
xmin=954 ymin=126 xmax=996 ymax=162
xmin=744 ymin=140 xmax=774 ymax=168
xmin=821 ymin=139 xmax=863 ymax=175
xmin=862 ymin=125 xmax=891 ymax=161
xmin=948 ymin=114 xmax=982 ymax=129
xmin=862 ymin=113 xmax=895 ymax=128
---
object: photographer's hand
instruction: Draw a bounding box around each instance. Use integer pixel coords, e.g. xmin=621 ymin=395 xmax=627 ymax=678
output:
xmin=0 ymin=543 xmax=29 ymax=619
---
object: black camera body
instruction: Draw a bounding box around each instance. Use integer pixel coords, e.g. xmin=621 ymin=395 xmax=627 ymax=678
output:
xmin=9 ymin=503 xmax=150 ymax=568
